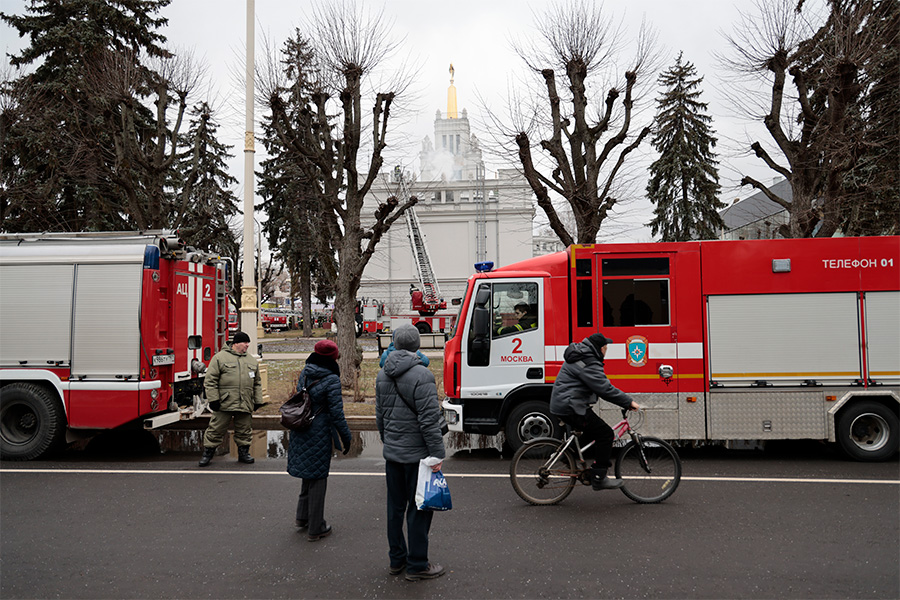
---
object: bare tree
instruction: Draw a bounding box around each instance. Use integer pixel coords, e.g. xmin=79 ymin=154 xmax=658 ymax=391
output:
xmin=260 ymin=2 xmax=416 ymax=389
xmin=723 ymin=0 xmax=896 ymax=238
xmin=503 ymin=0 xmax=658 ymax=245
xmin=80 ymin=49 xmax=204 ymax=230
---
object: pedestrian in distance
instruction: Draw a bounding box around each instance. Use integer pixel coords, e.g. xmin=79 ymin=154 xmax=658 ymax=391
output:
xmin=287 ymin=339 xmax=352 ymax=542
xmin=198 ymin=331 xmax=264 ymax=467
xmin=379 ymin=341 xmax=430 ymax=368
xmin=549 ymin=333 xmax=641 ymax=490
xmin=375 ymin=324 xmax=447 ymax=581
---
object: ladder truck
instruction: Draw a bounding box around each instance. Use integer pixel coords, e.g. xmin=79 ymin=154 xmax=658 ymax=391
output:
xmin=402 ymin=171 xmax=447 ymax=317
xmin=360 ymin=168 xmax=451 ymax=336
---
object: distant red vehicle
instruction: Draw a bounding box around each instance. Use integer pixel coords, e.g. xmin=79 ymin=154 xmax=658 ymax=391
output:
xmin=261 ymin=310 xmax=291 ymax=332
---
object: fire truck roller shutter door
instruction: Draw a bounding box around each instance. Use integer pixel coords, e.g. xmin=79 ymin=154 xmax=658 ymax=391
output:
xmin=0 ymin=264 xmax=74 ymax=366
xmin=71 ymin=263 xmax=143 ymax=378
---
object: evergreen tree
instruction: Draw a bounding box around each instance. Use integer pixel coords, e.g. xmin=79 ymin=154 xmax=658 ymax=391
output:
xmin=646 ymin=53 xmax=724 ymax=241
xmin=258 ymin=31 xmax=335 ymax=336
xmin=726 ymin=1 xmax=896 ymax=238
xmin=840 ymin=0 xmax=899 ymax=236
xmin=172 ymin=102 xmax=239 ymax=253
xmin=1 ymin=0 xmax=171 ymax=232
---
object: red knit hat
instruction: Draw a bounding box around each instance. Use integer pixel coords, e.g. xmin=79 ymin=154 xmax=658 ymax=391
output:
xmin=314 ymin=339 xmax=340 ymax=360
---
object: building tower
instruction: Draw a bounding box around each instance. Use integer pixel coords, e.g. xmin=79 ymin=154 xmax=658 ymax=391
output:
xmin=447 ymin=63 xmax=458 ymax=119
xmin=359 ymin=67 xmax=535 ymax=311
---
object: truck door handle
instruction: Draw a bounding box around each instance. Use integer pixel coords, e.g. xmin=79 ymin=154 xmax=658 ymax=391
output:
xmin=526 ymin=368 xmax=543 ymax=379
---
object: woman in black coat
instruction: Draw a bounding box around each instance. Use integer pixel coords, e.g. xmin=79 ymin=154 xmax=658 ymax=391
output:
xmin=287 ymin=339 xmax=352 ymax=541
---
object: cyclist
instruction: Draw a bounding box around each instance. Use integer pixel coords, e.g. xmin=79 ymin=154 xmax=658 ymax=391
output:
xmin=549 ymin=333 xmax=641 ymax=490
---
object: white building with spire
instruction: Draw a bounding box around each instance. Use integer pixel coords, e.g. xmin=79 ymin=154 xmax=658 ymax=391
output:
xmin=359 ymin=66 xmax=535 ymax=313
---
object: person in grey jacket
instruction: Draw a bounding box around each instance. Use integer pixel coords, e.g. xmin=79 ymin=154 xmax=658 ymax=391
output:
xmin=375 ymin=324 xmax=446 ymax=581
xmin=549 ymin=333 xmax=641 ymax=490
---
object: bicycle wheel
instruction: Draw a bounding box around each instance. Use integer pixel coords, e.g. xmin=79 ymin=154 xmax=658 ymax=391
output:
xmin=510 ymin=439 xmax=578 ymax=505
xmin=615 ymin=437 xmax=681 ymax=504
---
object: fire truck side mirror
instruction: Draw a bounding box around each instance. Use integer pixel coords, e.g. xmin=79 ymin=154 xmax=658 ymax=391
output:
xmin=472 ymin=306 xmax=490 ymax=338
xmin=658 ymin=364 xmax=674 ymax=379
xmin=474 ymin=287 xmax=490 ymax=308
xmin=471 ymin=286 xmax=492 ymax=338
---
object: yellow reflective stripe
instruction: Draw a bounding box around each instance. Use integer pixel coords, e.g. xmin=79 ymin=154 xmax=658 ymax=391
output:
xmin=713 ymin=371 xmax=859 ymax=378
xmin=608 ymin=373 xmax=704 ymax=380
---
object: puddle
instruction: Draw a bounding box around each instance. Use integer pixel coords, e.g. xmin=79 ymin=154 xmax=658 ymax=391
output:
xmin=156 ymin=429 xmax=505 ymax=460
xmin=69 ymin=428 xmax=505 ymax=460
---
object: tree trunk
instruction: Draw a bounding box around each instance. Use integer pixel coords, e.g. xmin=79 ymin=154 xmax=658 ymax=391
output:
xmin=299 ymin=255 xmax=312 ymax=337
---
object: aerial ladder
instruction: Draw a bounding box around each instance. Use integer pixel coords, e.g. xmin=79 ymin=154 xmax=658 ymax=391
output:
xmin=395 ymin=167 xmax=446 ymax=317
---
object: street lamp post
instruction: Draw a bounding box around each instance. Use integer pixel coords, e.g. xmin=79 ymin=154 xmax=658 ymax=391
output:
xmin=240 ymin=0 xmax=259 ymax=353
xmin=239 ymin=0 xmax=267 ymax=404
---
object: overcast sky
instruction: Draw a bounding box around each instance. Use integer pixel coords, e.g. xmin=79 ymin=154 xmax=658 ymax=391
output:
xmin=1 ymin=0 xmax=798 ymax=241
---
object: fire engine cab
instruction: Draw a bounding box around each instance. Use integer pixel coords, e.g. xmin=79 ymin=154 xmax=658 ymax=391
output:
xmin=0 ymin=231 xmax=231 ymax=460
xmin=442 ymin=236 xmax=900 ymax=461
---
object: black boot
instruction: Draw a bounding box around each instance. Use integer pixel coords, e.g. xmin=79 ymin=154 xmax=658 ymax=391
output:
xmin=198 ymin=447 xmax=215 ymax=467
xmin=237 ymin=445 xmax=255 ymax=464
xmin=590 ymin=466 xmax=624 ymax=491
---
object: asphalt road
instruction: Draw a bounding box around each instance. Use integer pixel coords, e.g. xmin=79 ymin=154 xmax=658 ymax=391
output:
xmin=1 ymin=440 xmax=898 ymax=600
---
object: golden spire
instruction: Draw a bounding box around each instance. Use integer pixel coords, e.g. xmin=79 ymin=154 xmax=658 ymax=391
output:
xmin=447 ymin=63 xmax=458 ymax=119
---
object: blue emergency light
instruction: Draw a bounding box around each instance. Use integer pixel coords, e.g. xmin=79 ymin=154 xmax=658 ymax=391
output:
xmin=474 ymin=261 xmax=494 ymax=273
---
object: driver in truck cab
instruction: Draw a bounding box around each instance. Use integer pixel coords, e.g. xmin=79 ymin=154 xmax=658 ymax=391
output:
xmin=549 ymin=333 xmax=641 ymax=491
xmin=496 ymin=303 xmax=537 ymax=336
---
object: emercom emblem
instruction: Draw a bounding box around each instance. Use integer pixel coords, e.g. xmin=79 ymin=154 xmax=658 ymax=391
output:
xmin=626 ymin=335 xmax=649 ymax=368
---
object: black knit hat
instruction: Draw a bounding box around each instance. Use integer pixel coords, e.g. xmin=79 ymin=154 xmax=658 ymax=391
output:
xmin=586 ymin=333 xmax=613 ymax=354
xmin=232 ymin=331 xmax=251 ymax=344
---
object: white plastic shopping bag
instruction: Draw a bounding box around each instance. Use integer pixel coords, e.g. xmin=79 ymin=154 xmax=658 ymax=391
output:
xmin=415 ymin=456 xmax=452 ymax=511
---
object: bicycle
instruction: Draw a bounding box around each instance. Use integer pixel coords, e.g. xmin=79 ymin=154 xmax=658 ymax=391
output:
xmin=509 ymin=409 xmax=682 ymax=505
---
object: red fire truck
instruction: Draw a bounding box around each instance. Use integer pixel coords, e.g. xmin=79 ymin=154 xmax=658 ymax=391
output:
xmin=441 ymin=236 xmax=900 ymax=461
xmin=261 ymin=309 xmax=291 ymax=332
xmin=0 ymin=231 xmax=231 ymax=460
xmin=358 ymin=168 xmax=452 ymax=336
xmin=359 ymin=298 xmax=452 ymax=335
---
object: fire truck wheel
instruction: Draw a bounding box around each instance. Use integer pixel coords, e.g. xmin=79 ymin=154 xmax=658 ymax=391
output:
xmin=415 ymin=322 xmax=432 ymax=334
xmin=0 ymin=382 xmax=67 ymax=461
xmin=836 ymin=400 xmax=899 ymax=462
xmin=505 ymin=401 xmax=561 ymax=452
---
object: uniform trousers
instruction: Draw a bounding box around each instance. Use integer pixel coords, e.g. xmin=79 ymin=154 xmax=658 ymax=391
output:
xmin=295 ymin=477 xmax=329 ymax=535
xmin=203 ymin=410 xmax=253 ymax=448
xmin=385 ymin=460 xmax=434 ymax=572
xmin=556 ymin=409 xmax=615 ymax=471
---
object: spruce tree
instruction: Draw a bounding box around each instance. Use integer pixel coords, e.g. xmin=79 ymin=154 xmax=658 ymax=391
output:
xmin=172 ymin=102 xmax=239 ymax=253
xmin=258 ymin=31 xmax=335 ymax=335
xmin=646 ymin=53 xmax=724 ymax=241
xmin=1 ymin=0 xmax=171 ymax=232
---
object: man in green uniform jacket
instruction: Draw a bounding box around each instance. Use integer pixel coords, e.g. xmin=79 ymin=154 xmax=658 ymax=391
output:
xmin=198 ymin=331 xmax=263 ymax=467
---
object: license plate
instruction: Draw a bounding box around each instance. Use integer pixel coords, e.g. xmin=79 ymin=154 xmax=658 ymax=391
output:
xmin=152 ymin=355 xmax=175 ymax=366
